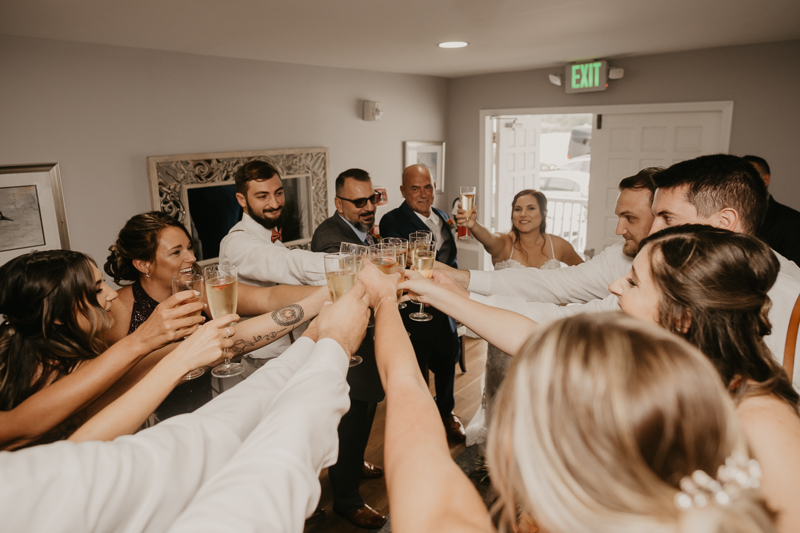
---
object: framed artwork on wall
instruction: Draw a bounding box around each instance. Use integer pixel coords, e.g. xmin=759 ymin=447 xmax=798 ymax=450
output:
xmin=147 ymin=148 xmax=329 ymax=265
xmin=0 ymin=163 xmax=70 ymax=266
xmin=404 ymin=141 xmax=445 ymax=193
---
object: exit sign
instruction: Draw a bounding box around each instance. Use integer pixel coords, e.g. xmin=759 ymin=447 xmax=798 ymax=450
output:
xmin=565 ymin=60 xmax=608 ymax=94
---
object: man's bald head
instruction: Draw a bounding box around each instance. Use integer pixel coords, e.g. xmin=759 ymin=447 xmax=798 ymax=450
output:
xmin=400 ymin=164 xmax=434 ymax=216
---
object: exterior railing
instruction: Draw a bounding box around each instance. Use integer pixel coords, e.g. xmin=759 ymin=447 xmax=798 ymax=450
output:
xmin=543 ymin=195 xmax=588 ymax=256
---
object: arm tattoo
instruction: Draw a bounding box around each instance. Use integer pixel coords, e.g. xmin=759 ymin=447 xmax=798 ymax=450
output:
xmin=230 ymin=328 xmax=288 ymax=356
xmin=271 ymin=304 xmax=304 ymax=327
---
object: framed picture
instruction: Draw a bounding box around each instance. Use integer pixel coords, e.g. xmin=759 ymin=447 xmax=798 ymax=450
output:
xmin=0 ymin=163 xmax=70 ymax=266
xmin=147 ymin=148 xmax=329 ymax=264
xmin=404 ymin=141 xmax=445 ymax=193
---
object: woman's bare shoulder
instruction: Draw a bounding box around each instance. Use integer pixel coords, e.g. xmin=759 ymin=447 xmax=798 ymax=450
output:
xmin=738 ymin=394 xmax=800 ymax=439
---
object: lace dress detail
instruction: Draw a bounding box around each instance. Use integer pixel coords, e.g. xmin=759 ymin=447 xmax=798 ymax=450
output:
xmin=492 ymin=234 xmax=561 ymax=270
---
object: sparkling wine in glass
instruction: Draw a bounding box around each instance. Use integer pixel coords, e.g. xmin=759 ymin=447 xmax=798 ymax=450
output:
xmin=459 ymin=186 xmax=476 ymax=241
xmin=410 ymin=243 xmax=435 ymax=322
xmin=384 ymin=238 xmax=408 ymax=309
xmin=171 ymin=272 xmax=206 ymax=380
xmin=204 ymin=264 xmax=243 ymax=378
xmin=324 ymin=253 xmax=362 ymax=367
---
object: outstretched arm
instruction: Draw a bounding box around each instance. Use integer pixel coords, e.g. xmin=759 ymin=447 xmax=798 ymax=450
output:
xmin=399 ymin=270 xmax=537 ymax=356
xmin=237 ymin=282 xmax=321 ymax=317
xmin=0 ymin=291 xmax=205 ymax=451
xmin=69 ymin=314 xmax=238 ymax=443
xmin=456 ymin=205 xmax=508 ymax=262
xmin=359 ymin=263 xmax=489 ymax=533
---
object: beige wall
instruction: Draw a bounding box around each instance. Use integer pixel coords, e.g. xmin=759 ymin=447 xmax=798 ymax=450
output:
xmin=446 ymin=40 xmax=800 ymax=214
xmin=0 ymin=35 xmax=447 ymax=265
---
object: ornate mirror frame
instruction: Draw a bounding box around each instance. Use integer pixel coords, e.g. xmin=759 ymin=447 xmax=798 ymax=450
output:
xmin=146 ymin=148 xmax=329 ymax=262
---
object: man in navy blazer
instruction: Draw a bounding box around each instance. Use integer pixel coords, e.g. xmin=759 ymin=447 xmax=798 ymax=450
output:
xmin=379 ymin=164 xmax=466 ymax=442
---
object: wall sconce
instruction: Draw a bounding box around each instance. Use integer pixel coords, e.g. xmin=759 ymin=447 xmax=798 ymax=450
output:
xmin=362 ymin=101 xmax=384 ymax=121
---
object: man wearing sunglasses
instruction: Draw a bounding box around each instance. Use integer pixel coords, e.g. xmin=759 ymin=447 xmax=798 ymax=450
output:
xmin=310 ymin=168 xmax=387 ymax=529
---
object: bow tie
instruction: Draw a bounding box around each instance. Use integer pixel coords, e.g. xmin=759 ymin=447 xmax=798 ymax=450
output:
xmin=271 ymin=228 xmax=283 ymax=243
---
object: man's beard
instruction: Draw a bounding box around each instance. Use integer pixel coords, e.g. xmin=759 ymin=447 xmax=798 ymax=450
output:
xmin=247 ymin=200 xmax=284 ymax=230
xmin=622 ymin=239 xmax=639 ymax=258
xmin=348 ymin=212 xmax=375 ymax=234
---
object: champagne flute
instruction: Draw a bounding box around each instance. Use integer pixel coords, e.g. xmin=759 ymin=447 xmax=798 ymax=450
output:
xmin=459 ymin=186 xmax=476 ymax=241
xmin=410 ymin=242 xmax=435 ymax=322
xmin=324 ymin=253 xmax=362 ymax=367
xmin=384 ymin=238 xmax=408 ymax=309
xmin=340 ymin=242 xmax=368 ymax=273
xmin=171 ymin=272 xmax=206 ymax=380
xmin=204 ymin=264 xmax=243 ymax=378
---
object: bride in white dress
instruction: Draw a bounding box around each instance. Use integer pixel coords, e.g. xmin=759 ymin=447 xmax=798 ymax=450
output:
xmin=457 ymin=189 xmax=584 ymax=445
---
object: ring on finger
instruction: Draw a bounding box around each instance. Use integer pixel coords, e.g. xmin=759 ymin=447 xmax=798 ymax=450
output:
xmin=225 ymin=327 xmax=233 ymax=338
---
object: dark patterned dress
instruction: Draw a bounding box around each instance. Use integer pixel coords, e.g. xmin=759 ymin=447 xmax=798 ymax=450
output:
xmin=129 ymin=281 xmax=213 ymax=421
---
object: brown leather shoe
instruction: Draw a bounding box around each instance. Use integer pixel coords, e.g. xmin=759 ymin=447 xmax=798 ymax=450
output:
xmin=335 ymin=504 xmax=387 ymax=529
xmin=361 ymin=461 xmax=384 ymax=479
xmin=444 ymin=413 xmax=466 ymax=442
xmin=304 ymin=507 xmax=325 ymax=525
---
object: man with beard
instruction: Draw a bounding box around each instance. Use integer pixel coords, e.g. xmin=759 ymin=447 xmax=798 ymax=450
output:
xmin=220 ymin=160 xmax=326 ymax=374
xmin=308 ymin=169 xmax=387 ymax=529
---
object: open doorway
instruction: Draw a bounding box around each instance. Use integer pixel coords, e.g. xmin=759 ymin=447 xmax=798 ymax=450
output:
xmin=490 ymin=113 xmax=592 ymax=258
xmin=477 ymin=101 xmax=734 ymax=271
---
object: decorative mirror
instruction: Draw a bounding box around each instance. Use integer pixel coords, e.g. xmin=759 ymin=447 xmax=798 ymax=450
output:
xmin=147 ymin=148 xmax=329 ymax=264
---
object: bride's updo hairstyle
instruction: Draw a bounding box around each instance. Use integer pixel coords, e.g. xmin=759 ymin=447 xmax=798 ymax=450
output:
xmin=0 ymin=251 xmax=111 ymax=410
xmin=487 ymin=313 xmax=776 ymax=533
xmin=639 ymin=225 xmax=797 ymax=407
xmin=105 ymin=211 xmax=192 ymax=285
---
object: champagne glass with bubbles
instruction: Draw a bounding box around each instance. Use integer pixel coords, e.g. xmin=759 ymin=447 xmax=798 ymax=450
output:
xmin=204 ymin=264 xmax=243 ymax=378
xmin=324 ymin=253 xmax=362 ymax=367
xmin=171 ymin=272 xmax=207 ymax=380
xmin=384 ymin=238 xmax=408 ymax=309
xmin=459 ymin=186 xmax=476 ymax=240
xmin=410 ymin=242 xmax=435 ymax=322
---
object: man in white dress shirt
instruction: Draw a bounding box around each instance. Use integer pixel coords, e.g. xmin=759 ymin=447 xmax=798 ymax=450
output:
xmin=0 ymin=286 xmax=369 ymax=533
xmin=219 ymin=160 xmax=326 ymax=371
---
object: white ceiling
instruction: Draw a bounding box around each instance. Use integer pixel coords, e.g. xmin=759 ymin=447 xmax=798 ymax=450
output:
xmin=2 ymin=0 xmax=799 ymax=78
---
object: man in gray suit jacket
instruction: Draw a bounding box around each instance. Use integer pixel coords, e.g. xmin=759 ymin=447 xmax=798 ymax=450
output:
xmin=309 ymin=168 xmax=387 ymax=529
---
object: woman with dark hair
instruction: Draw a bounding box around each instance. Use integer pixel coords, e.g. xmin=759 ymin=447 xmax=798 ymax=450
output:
xmin=0 ymin=248 xmax=327 ymax=449
xmin=456 ymin=189 xmax=583 ymax=269
xmin=0 ymin=250 xmax=207 ymax=449
xmin=104 ymin=211 xmax=322 ymax=419
xmin=609 ymin=225 xmax=800 ymax=532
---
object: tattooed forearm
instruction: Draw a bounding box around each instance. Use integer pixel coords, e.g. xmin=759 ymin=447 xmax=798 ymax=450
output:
xmin=230 ymin=329 xmax=288 ymax=356
xmin=271 ymin=304 xmax=305 ymax=327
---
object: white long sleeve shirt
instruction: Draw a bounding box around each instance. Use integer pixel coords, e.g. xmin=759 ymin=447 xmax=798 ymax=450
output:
xmin=219 ymin=213 xmax=326 ymax=359
xmin=0 ymin=337 xmax=350 ymax=533
xmin=468 ymin=242 xmax=800 ymax=390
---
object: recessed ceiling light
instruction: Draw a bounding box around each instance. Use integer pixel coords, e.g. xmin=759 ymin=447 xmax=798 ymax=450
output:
xmin=438 ymin=41 xmax=468 ymax=49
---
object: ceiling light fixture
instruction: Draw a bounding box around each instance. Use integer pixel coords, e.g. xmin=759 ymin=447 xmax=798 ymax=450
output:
xmin=438 ymin=41 xmax=468 ymax=49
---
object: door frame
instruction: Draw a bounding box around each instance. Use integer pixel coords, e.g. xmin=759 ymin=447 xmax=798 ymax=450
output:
xmin=477 ymin=101 xmax=733 ymax=270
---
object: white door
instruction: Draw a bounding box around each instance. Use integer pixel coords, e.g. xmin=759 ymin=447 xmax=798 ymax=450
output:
xmin=586 ymin=108 xmax=730 ymax=253
xmin=494 ymin=115 xmax=541 ymax=233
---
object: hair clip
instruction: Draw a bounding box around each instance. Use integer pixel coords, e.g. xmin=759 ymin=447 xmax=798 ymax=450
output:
xmin=674 ymin=452 xmax=761 ymax=510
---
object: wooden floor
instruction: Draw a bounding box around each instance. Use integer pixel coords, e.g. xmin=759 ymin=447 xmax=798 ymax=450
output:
xmin=304 ymin=337 xmax=488 ymax=533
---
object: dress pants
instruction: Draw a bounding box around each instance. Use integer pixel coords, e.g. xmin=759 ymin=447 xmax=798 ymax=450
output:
xmin=328 ymin=398 xmax=378 ymax=513
xmin=402 ymin=304 xmax=460 ymax=420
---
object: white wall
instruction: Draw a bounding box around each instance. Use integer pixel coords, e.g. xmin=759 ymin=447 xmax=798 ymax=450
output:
xmin=446 ymin=40 xmax=800 ymax=213
xmin=0 ymin=35 xmax=447 ymax=265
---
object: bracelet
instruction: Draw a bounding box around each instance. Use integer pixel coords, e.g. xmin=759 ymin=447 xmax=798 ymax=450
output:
xmin=374 ymin=296 xmax=397 ymax=316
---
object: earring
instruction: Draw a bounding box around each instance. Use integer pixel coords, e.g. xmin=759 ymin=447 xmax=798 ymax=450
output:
xmin=145 ymin=272 xmax=150 ymax=278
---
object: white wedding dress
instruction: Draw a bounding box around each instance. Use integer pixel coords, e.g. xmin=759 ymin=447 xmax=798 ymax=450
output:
xmin=465 ymin=234 xmax=562 ymax=447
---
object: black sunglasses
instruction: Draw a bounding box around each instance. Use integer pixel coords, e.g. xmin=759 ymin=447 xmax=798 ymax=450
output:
xmin=337 ymin=193 xmax=381 ymax=209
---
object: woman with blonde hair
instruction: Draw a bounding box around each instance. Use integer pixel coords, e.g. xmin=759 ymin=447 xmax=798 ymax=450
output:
xmin=359 ymin=261 xmax=776 ymax=533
